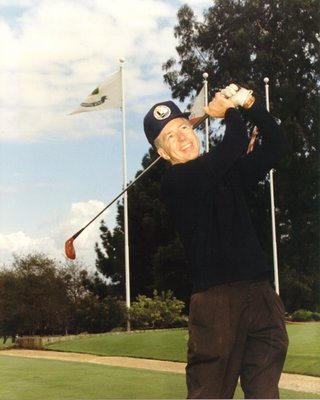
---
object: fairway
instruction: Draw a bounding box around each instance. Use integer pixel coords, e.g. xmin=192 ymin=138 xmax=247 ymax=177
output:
xmin=0 ymin=355 xmax=186 ymax=399
xmin=1 ymin=324 xmax=319 ymax=399
xmin=47 ymin=324 xmax=320 ymax=376
xmin=284 ymin=324 xmax=320 ymax=376
xmin=0 ymin=355 xmax=318 ymax=400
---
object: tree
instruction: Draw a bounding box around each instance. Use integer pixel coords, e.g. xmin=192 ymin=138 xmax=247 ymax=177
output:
xmin=95 ymin=0 xmax=319 ymax=312
xmin=95 ymin=223 xmax=125 ymax=296
xmin=14 ymin=253 xmax=72 ymax=335
xmin=60 ymin=260 xmax=126 ymax=333
xmin=95 ymin=148 xmax=191 ymax=304
xmin=0 ymin=253 xmax=72 ymax=337
xmin=0 ymin=255 xmax=127 ymax=338
xmin=0 ymin=269 xmax=21 ymax=342
xmin=162 ymin=0 xmax=319 ymax=311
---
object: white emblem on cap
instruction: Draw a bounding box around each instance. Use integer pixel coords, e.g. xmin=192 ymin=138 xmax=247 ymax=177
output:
xmin=154 ymin=105 xmax=171 ymax=120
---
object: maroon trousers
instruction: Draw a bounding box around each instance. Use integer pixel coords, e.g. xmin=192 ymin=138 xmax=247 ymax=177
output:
xmin=186 ymin=279 xmax=288 ymax=399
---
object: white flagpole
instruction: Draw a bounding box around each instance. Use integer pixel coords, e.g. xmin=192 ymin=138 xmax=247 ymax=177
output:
xmin=203 ymin=72 xmax=209 ymax=153
xmin=264 ymin=77 xmax=280 ymax=295
xmin=120 ymin=57 xmax=131 ymax=330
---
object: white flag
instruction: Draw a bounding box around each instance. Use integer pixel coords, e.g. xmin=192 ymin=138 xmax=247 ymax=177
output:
xmin=189 ymin=85 xmax=206 ymax=125
xmin=70 ymin=71 xmax=122 ymax=115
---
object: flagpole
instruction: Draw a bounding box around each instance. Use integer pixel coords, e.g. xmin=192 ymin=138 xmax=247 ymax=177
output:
xmin=120 ymin=57 xmax=131 ymax=330
xmin=264 ymin=77 xmax=280 ymax=295
xmin=203 ymin=72 xmax=209 ymax=153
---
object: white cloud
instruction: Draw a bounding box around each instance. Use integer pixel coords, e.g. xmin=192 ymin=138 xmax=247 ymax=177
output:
xmin=0 ymin=0 xmax=213 ymax=271
xmin=0 ymin=231 xmax=58 ymax=264
xmin=0 ymin=199 xmax=110 ymax=269
xmin=53 ymin=199 xmax=110 ymax=267
xmin=0 ymin=185 xmax=19 ymax=193
xmin=0 ymin=0 xmax=181 ymax=142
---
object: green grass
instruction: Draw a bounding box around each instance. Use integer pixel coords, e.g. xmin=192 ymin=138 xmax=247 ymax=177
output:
xmin=0 ymin=337 xmax=14 ymax=349
xmin=0 ymin=355 xmax=186 ymax=399
xmin=47 ymin=329 xmax=187 ymax=361
xmin=0 ymin=355 xmax=318 ymax=400
xmin=284 ymin=324 xmax=320 ymax=376
xmin=47 ymin=324 xmax=320 ymax=377
xmin=0 ymin=325 xmax=318 ymax=399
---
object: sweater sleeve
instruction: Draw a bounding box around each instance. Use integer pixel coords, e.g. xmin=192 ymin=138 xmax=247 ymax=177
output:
xmin=161 ymin=107 xmax=248 ymax=202
xmin=238 ymin=102 xmax=289 ymax=188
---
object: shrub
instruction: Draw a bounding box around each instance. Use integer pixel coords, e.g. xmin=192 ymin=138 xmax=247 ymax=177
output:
xmin=73 ymin=295 xmax=127 ymax=333
xmin=129 ymin=290 xmax=187 ymax=330
xmin=291 ymin=309 xmax=315 ymax=322
xmin=312 ymin=312 xmax=320 ymax=321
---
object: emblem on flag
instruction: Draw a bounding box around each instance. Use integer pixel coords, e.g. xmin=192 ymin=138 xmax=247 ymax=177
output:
xmin=81 ymin=96 xmax=108 ymax=108
xmin=70 ymin=70 xmax=122 ymax=115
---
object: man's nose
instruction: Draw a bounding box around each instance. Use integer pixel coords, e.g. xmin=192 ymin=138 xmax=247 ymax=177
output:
xmin=177 ymin=130 xmax=186 ymax=141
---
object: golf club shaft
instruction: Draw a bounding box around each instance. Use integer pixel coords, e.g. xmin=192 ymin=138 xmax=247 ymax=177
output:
xmin=68 ymin=113 xmax=209 ymax=241
xmin=70 ymin=155 xmax=162 ymax=240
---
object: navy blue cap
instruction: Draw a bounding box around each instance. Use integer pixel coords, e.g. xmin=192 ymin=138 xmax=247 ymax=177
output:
xmin=143 ymin=101 xmax=190 ymax=144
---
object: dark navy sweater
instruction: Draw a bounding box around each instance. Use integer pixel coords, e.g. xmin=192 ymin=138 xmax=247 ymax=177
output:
xmin=160 ymin=103 xmax=287 ymax=293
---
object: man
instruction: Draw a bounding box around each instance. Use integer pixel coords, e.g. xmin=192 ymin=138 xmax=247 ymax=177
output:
xmin=143 ymin=85 xmax=289 ymax=399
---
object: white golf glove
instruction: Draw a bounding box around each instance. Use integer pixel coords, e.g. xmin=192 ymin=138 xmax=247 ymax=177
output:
xmin=221 ymin=83 xmax=239 ymax=98
xmin=221 ymin=84 xmax=254 ymax=108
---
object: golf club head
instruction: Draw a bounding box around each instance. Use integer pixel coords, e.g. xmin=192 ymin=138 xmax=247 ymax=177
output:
xmin=65 ymin=237 xmax=76 ymax=259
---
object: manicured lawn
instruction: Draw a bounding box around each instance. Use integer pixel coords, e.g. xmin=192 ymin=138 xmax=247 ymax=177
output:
xmin=47 ymin=329 xmax=187 ymax=361
xmin=0 ymin=355 xmax=186 ymax=399
xmin=47 ymin=324 xmax=320 ymax=376
xmin=284 ymin=324 xmax=320 ymax=376
xmin=0 ymin=355 xmax=318 ymax=400
xmin=1 ymin=324 xmax=318 ymax=399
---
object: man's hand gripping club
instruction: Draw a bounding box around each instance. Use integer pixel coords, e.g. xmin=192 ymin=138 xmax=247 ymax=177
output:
xmin=203 ymin=84 xmax=255 ymax=119
xmin=204 ymin=92 xmax=235 ymax=118
xmin=221 ymin=83 xmax=255 ymax=109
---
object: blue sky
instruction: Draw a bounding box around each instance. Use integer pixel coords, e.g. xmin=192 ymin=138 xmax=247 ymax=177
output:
xmin=0 ymin=0 xmax=213 ymax=268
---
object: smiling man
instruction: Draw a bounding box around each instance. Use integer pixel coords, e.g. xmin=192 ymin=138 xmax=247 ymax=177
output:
xmin=143 ymin=87 xmax=289 ymax=399
xmin=154 ymin=114 xmax=201 ymax=164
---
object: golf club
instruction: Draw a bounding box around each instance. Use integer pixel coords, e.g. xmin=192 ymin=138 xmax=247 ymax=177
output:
xmin=65 ymin=113 xmax=208 ymax=259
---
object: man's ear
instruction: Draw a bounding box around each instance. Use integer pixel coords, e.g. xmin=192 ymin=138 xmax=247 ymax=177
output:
xmin=157 ymin=147 xmax=171 ymax=161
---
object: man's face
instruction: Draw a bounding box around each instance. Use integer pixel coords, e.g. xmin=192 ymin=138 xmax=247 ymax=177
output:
xmin=156 ymin=118 xmax=200 ymax=165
